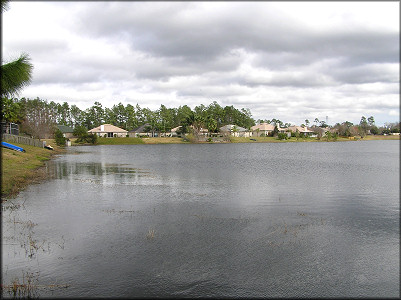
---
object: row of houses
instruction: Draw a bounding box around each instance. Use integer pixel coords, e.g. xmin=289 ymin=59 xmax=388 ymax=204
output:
xmin=250 ymin=123 xmax=315 ymax=137
xmin=57 ymin=122 xmax=317 ymax=139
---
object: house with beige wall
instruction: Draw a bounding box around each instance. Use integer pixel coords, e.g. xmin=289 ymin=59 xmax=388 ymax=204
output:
xmin=57 ymin=125 xmax=75 ymax=139
xmin=220 ymin=124 xmax=251 ymax=137
xmin=251 ymin=123 xmax=275 ymax=136
xmin=287 ymin=125 xmax=315 ymax=136
xmin=88 ymin=124 xmax=128 ymax=137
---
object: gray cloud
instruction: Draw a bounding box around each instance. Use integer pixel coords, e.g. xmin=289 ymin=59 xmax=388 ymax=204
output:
xmin=2 ymin=1 xmax=399 ymax=125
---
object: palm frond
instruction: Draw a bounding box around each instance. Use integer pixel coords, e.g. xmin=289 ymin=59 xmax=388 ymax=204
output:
xmin=1 ymin=53 xmax=33 ymax=97
xmin=1 ymin=0 xmax=9 ymax=13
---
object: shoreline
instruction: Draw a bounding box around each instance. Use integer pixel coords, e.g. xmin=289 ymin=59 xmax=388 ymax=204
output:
xmin=1 ymin=142 xmax=65 ymax=201
xmin=73 ymin=134 xmax=399 ymax=145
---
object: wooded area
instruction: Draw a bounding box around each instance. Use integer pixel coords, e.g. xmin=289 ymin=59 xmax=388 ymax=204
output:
xmin=1 ymin=97 xmax=255 ymax=138
xmin=2 ymin=97 xmax=399 ymax=140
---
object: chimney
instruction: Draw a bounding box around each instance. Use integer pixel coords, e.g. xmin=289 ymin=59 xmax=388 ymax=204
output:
xmin=101 ymin=125 xmax=104 ymax=132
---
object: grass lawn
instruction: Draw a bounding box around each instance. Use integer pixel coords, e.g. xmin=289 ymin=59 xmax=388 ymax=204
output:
xmin=358 ymin=135 xmax=400 ymax=140
xmin=230 ymin=135 xmax=399 ymax=143
xmin=96 ymin=137 xmax=145 ymax=145
xmin=230 ymin=136 xmax=320 ymax=143
xmin=142 ymin=137 xmax=188 ymax=144
xmin=72 ymin=135 xmax=399 ymax=146
xmin=1 ymin=142 xmax=64 ymax=200
xmin=71 ymin=137 xmax=188 ymax=145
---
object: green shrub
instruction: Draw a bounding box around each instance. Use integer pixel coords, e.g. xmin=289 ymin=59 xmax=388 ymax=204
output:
xmin=74 ymin=125 xmax=97 ymax=144
xmin=73 ymin=126 xmax=88 ymax=138
xmin=88 ymin=133 xmax=97 ymax=144
xmin=54 ymin=129 xmax=66 ymax=146
xmin=184 ymin=133 xmax=197 ymax=143
xmin=277 ymin=132 xmax=287 ymax=140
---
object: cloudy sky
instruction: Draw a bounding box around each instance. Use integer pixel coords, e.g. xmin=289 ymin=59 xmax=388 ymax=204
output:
xmin=2 ymin=1 xmax=399 ymax=126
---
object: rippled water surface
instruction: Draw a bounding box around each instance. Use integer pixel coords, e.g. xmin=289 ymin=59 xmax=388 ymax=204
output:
xmin=2 ymin=141 xmax=399 ymax=298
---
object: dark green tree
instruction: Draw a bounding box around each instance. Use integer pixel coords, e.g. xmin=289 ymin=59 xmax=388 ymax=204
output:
xmin=367 ymin=116 xmax=375 ymax=127
xmin=54 ymin=128 xmax=66 ymax=146
xmin=1 ymin=97 xmax=24 ymax=123
xmin=272 ymin=125 xmax=279 ymax=137
xmin=359 ymin=116 xmax=369 ymax=136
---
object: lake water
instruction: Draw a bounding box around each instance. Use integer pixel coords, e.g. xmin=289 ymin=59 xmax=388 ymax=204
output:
xmin=2 ymin=140 xmax=399 ymax=298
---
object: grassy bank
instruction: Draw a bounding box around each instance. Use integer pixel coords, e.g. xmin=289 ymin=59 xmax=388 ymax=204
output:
xmin=96 ymin=137 xmax=145 ymax=145
xmin=71 ymin=136 xmax=188 ymax=145
xmin=229 ymin=135 xmax=400 ymax=143
xmin=357 ymin=135 xmax=399 ymax=140
xmin=1 ymin=142 xmax=64 ymax=200
xmin=142 ymin=137 xmax=189 ymax=144
xmin=96 ymin=136 xmax=189 ymax=144
xmin=73 ymin=135 xmax=399 ymax=146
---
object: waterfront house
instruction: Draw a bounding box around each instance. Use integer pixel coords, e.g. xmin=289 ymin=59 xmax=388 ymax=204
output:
xmin=128 ymin=124 xmax=152 ymax=137
xmin=189 ymin=125 xmax=209 ymax=136
xmin=57 ymin=125 xmax=75 ymax=139
xmin=170 ymin=126 xmax=182 ymax=137
xmin=251 ymin=123 xmax=275 ymax=136
xmin=220 ymin=124 xmax=251 ymax=137
xmin=287 ymin=125 xmax=314 ymax=136
xmin=88 ymin=124 xmax=128 ymax=137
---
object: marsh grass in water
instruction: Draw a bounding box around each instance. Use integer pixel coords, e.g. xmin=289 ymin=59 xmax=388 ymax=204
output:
xmin=146 ymin=229 xmax=156 ymax=240
xmin=3 ymin=271 xmax=39 ymax=299
xmin=2 ymin=201 xmax=23 ymax=212
xmin=2 ymin=270 xmax=70 ymax=299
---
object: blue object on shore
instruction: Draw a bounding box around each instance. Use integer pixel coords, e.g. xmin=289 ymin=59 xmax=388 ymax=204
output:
xmin=1 ymin=141 xmax=25 ymax=152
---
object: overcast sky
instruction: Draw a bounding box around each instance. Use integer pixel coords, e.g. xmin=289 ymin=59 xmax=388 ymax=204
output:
xmin=2 ymin=1 xmax=399 ymax=126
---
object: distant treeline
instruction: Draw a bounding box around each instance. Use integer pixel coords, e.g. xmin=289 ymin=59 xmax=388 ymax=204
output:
xmin=1 ymin=97 xmax=255 ymax=138
xmin=2 ymin=97 xmax=399 ymax=139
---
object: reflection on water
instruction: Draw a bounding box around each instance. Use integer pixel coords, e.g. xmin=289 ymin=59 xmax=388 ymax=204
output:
xmin=46 ymin=161 xmax=154 ymax=186
xmin=2 ymin=141 xmax=399 ymax=298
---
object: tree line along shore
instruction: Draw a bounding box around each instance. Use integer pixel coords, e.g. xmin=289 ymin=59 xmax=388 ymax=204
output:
xmin=3 ymin=98 xmax=400 ymax=145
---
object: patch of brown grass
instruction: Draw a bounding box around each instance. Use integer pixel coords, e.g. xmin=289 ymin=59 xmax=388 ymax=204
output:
xmin=142 ymin=137 xmax=187 ymax=144
xmin=360 ymin=135 xmax=400 ymax=140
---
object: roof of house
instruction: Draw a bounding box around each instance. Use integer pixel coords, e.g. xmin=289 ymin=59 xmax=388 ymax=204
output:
xmin=129 ymin=123 xmax=151 ymax=133
xmin=288 ymin=125 xmax=314 ymax=133
xmin=251 ymin=123 xmax=275 ymax=131
xmin=88 ymin=124 xmax=128 ymax=133
xmin=57 ymin=125 xmax=74 ymax=133
xmin=171 ymin=126 xmax=182 ymax=132
xmin=220 ymin=124 xmax=247 ymax=132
